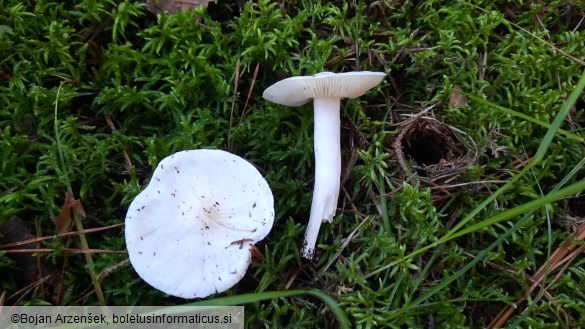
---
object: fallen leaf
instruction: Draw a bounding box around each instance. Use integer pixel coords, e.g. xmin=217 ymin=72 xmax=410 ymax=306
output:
xmin=250 ymin=244 xmax=265 ymax=261
xmin=54 ymin=192 xmax=86 ymax=234
xmin=145 ymin=0 xmax=212 ymax=15
xmin=449 ymin=84 xmax=468 ymax=108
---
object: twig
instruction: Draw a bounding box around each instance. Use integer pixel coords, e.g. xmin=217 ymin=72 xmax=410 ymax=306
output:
xmin=0 ymin=223 xmax=124 ymax=249
xmin=227 ymin=58 xmax=240 ymax=151
xmin=96 ymin=259 xmax=130 ymax=280
xmin=239 ymin=63 xmax=260 ymax=124
xmin=7 ymin=276 xmax=52 ymax=305
xmin=428 ymin=180 xmax=508 ymax=190
xmin=104 ymin=111 xmax=133 ymax=174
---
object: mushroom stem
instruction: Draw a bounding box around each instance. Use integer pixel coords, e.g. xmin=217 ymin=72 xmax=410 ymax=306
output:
xmin=302 ymin=97 xmax=342 ymax=259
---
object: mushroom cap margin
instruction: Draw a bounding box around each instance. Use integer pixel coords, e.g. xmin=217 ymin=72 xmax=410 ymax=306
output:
xmin=262 ymin=71 xmax=385 ymax=107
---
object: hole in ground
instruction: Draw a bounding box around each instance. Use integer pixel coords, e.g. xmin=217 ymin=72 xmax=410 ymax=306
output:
xmin=401 ymin=119 xmax=462 ymax=176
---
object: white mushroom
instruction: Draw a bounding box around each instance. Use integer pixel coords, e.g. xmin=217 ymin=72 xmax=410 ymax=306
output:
xmin=263 ymin=71 xmax=385 ymax=259
xmin=125 ymin=149 xmax=274 ymax=298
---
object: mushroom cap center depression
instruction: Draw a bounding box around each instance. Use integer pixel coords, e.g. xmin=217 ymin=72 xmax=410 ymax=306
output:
xmin=167 ymin=184 xmax=266 ymax=246
xmin=191 ymin=193 xmax=242 ymax=235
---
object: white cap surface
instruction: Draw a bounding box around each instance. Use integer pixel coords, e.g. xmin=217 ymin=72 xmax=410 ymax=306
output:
xmin=125 ymin=149 xmax=274 ymax=299
xmin=262 ymin=71 xmax=385 ymax=106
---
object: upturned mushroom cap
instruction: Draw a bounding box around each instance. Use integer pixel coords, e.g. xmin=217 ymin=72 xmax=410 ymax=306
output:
xmin=125 ymin=149 xmax=274 ymax=299
xmin=262 ymin=71 xmax=386 ymax=106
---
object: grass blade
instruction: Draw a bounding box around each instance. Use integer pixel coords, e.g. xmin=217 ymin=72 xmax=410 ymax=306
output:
xmin=189 ymin=290 xmax=350 ymax=329
xmin=466 ymin=94 xmax=584 ymax=143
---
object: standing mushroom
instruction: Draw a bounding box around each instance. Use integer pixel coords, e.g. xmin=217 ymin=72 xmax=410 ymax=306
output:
xmin=263 ymin=71 xmax=385 ymax=259
xmin=125 ymin=149 xmax=274 ymax=298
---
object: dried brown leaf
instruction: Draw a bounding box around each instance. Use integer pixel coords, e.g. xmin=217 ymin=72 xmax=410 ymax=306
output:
xmin=54 ymin=192 xmax=85 ymax=234
xmin=449 ymin=84 xmax=468 ymax=108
